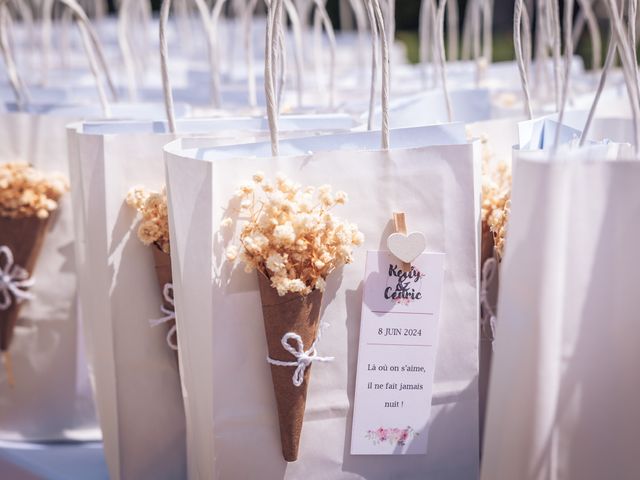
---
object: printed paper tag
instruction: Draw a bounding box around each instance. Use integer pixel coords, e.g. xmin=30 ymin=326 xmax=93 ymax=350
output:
xmin=350 ymin=250 xmax=445 ymax=455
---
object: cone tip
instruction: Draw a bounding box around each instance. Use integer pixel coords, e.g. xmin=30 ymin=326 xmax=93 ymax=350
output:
xmin=283 ymin=450 xmax=298 ymax=462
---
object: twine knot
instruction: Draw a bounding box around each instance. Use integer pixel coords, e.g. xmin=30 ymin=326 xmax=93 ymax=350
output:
xmin=149 ymin=283 xmax=178 ymax=350
xmin=267 ymin=331 xmax=334 ymax=387
xmin=0 ymin=245 xmax=35 ymax=311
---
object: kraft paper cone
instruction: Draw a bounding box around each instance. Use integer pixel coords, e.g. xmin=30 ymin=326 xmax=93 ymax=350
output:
xmin=0 ymin=216 xmax=49 ymax=352
xmin=481 ymin=220 xmax=495 ymax=267
xmin=258 ymin=272 xmax=323 ymax=462
xmin=151 ymin=246 xmax=178 ymax=350
xmin=479 ymin=220 xmax=499 ymax=448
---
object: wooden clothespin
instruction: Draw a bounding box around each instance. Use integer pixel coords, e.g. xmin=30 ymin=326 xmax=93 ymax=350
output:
xmin=392 ymin=212 xmax=411 ymax=271
xmin=388 ymin=212 xmax=427 ymax=272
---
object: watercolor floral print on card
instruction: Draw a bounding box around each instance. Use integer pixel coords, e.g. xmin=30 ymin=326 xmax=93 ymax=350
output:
xmin=365 ymin=426 xmax=418 ymax=446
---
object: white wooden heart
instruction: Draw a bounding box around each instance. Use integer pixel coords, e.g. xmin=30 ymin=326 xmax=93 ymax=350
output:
xmin=387 ymin=232 xmax=426 ymax=263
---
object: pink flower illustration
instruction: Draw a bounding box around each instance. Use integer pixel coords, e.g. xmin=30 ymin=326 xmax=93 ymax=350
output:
xmin=365 ymin=426 xmax=417 ymax=446
xmin=395 ymin=298 xmax=411 ymax=306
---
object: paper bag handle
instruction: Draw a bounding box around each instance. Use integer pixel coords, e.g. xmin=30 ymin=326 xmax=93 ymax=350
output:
xmin=40 ymin=0 xmax=115 ymax=90
xmin=313 ymin=0 xmax=336 ymax=108
xmin=347 ymin=0 xmax=369 ymax=84
xmin=0 ymin=3 xmax=30 ymax=108
xmin=265 ymin=0 xmax=305 ymax=151
xmin=446 ymin=0 xmax=459 ymax=61
xmin=41 ymin=0 xmax=118 ymax=115
xmin=365 ymin=0 xmax=379 ymax=131
xmin=117 ymin=0 xmax=139 ymax=101
xmin=10 ymin=0 xmax=37 ymax=72
xmin=435 ymin=0 xmax=453 ymax=122
xmin=265 ymin=0 xmax=284 ymax=156
xmin=210 ymin=0 xmax=227 ymax=109
xmin=243 ymin=0 xmax=260 ymax=108
xmin=578 ymin=35 xmax=615 ymax=147
xmin=418 ymin=0 xmax=436 ymax=88
xmin=284 ymin=0 xmax=305 ymax=108
xmin=458 ymin=0 xmax=491 ymax=82
xmin=76 ymin=14 xmax=112 ymax=116
xmin=159 ymin=0 xmax=218 ymax=133
xmin=572 ymin=0 xmax=602 ymax=71
xmin=514 ymin=0 xmax=533 ymax=119
xmin=551 ymin=0 xmax=576 ymax=150
xmin=580 ymin=0 xmax=640 ymax=152
xmin=481 ymin=0 xmax=493 ymax=78
xmin=558 ymin=0 xmax=640 ymax=152
xmin=381 ymin=0 xmax=396 ymax=46
xmin=363 ymin=0 xmax=390 ymax=149
xmin=266 ymin=0 xmax=390 ymax=154
xmin=417 ymin=0 xmax=452 ymax=120
xmin=243 ymin=0 xmax=304 ymax=109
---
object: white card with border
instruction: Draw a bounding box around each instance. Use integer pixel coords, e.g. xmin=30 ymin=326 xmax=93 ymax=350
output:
xmin=350 ymin=250 xmax=445 ymax=455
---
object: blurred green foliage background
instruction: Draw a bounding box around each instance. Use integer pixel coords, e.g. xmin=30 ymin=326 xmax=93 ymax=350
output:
xmin=137 ymin=0 xmax=601 ymax=68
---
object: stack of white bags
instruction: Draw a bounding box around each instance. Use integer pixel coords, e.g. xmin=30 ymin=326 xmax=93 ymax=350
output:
xmin=0 ymin=0 xmax=638 ymax=478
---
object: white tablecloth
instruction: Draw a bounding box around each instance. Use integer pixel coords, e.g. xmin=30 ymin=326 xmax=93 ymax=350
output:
xmin=0 ymin=441 xmax=108 ymax=479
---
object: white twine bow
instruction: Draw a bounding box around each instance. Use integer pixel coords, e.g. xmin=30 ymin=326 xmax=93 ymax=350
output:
xmin=479 ymin=256 xmax=498 ymax=347
xmin=267 ymin=328 xmax=334 ymax=387
xmin=148 ymin=282 xmax=178 ymax=350
xmin=0 ymin=245 xmax=35 ymax=311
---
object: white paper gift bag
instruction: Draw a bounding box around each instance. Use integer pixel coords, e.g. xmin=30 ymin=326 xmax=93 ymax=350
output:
xmin=0 ymin=111 xmax=99 ymax=441
xmin=64 ymin=10 xmax=356 ymax=476
xmin=67 ymin=125 xmax=187 ymax=480
xmin=482 ymin=36 xmax=640 ymax=473
xmin=481 ymin=143 xmax=640 ymax=480
xmin=517 ymin=111 xmax=636 ymax=150
xmin=65 ymin=111 xmax=354 ymax=480
xmin=165 ymin=117 xmax=481 ymax=479
xmin=164 ymin=3 xmax=480 ymax=476
xmin=465 ymin=116 xmax=524 ymax=446
xmin=0 ymin=91 xmax=194 ymax=440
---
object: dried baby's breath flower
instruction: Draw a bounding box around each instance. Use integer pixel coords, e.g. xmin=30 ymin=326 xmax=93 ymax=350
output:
xmin=239 ymin=183 xmax=254 ymax=195
xmin=229 ymin=173 xmax=363 ymax=296
xmin=334 ymin=191 xmax=348 ymax=205
xmin=126 ymin=187 xmax=147 ymax=210
xmin=126 ymin=186 xmax=170 ymax=254
xmin=226 ymin=245 xmax=239 ymax=261
xmin=480 ymin=136 xmax=511 ymax=259
xmin=0 ymin=162 xmax=69 ymax=219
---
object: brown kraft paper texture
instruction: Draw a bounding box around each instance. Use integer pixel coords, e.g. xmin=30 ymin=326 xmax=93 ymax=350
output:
xmin=258 ymin=272 xmax=324 ymax=462
xmin=0 ymin=216 xmax=50 ymax=352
